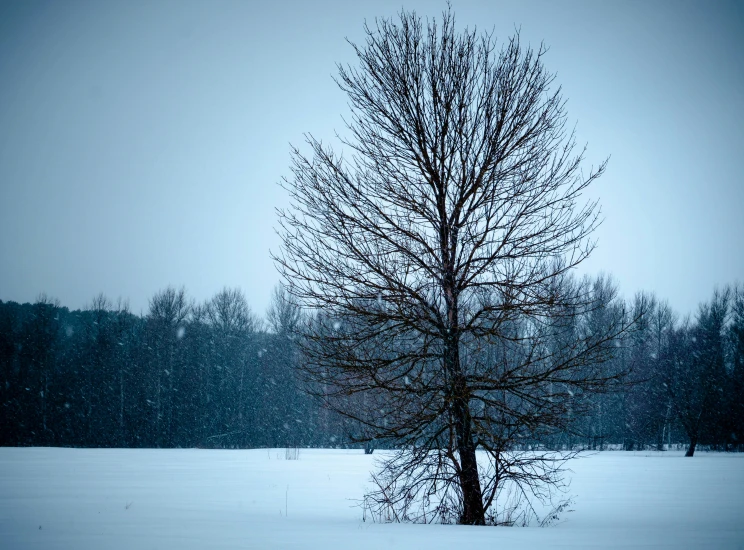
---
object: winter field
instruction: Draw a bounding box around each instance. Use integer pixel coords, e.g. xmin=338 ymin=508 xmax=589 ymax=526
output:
xmin=0 ymin=448 xmax=742 ymax=550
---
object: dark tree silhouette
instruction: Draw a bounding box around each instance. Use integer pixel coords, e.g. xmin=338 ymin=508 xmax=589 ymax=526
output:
xmin=18 ymin=294 xmax=61 ymax=445
xmin=667 ymin=288 xmax=730 ymax=457
xmin=728 ymin=285 xmax=744 ymax=450
xmin=146 ymin=286 xmax=190 ymax=447
xmin=275 ymin=8 xmax=633 ymax=525
xmin=205 ymin=287 xmax=259 ymax=447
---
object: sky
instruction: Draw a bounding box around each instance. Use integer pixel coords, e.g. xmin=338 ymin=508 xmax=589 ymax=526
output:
xmin=0 ymin=0 xmax=742 ymax=318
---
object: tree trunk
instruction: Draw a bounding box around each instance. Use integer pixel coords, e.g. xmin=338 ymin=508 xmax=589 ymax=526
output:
xmin=656 ymin=424 xmax=665 ymax=452
xmin=449 ymin=340 xmax=485 ymax=524
xmin=453 ymin=397 xmax=486 ymax=525
xmin=442 ymin=230 xmax=486 ymax=524
xmin=685 ymin=435 xmax=697 ymax=457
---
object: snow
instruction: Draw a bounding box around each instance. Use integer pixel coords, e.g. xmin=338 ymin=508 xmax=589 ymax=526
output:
xmin=1 ymin=448 xmax=742 ymax=549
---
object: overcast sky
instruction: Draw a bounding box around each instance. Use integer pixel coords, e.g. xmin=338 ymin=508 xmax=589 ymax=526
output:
xmin=0 ymin=0 xmax=742 ymax=318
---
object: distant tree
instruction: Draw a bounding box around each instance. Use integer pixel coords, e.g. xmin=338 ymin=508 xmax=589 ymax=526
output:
xmin=267 ymin=285 xmax=303 ymax=336
xmin=647 ymin=300 xmax=675 ymax=450
xmin=79 ymin=293 xmax=115 ymax=445
xmin=207 ymin=287 xmax=259 ymax=335
xmin=205 ymin=287 xmax=260 ymax=447
xmin=265 ymin=286 xmax=313 ymax=446
xmin=621 ymin=294 xmax=675 ymax=451
xmin=146 ymin=286 xmax=190 ymax=446
xmin=76 ymin=293 xmax=135 ymax=446
xmin=668 ymin=288 xmax=730 ymax=457
xmin=571 ymin=275 xmax=627 ymax=450
xmin=180 ymin=302 xmax=212 ymax=446
xmin=17 ymin=295 xmax=61 ymax=444
xmin=0 ymin=300 xmax=21 ymax=445
xmin=728 ymin=284 xmax=744 ymax=449
xmin=276 ymin=8 xmax=633 ymax=524
xmin=101 ymin=297 xmax=138 ymax=446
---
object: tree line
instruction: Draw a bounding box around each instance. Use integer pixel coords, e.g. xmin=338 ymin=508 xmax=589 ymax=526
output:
xmin=0 ymin=287 xmax=340 ymax=449
xmin=546 ymin=281 xmax=744 ymax=456
xmin=1 ymin=280 xmax=741 ymax=452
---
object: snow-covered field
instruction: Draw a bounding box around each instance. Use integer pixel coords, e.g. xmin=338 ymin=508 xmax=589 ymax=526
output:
xmin=1 ymin=447 xmax=742 ymax=549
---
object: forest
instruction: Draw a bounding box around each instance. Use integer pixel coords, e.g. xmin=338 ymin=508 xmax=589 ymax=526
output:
xmin=1 ymin=279 xmax=742 ymax=454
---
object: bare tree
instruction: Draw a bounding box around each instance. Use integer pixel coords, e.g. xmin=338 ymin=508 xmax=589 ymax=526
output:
xmin=667 ymin=287 xmax=730 ymax=457
xmin=206 ymin=287 xmax=259 ymax=336
xmin=20 ymin=294 xmax=60 ymax=444
xmin=728 ymin=284 xmax=744 ymax=450
xmin=275 ymin=8 xmax=632 ymax=525
xmin=205 ymin=287 xmax=259 ymax=447
xmin=266 ymin=285 xmax=303 ymax=336
xmin=147 ymin=286 xmax=190 ymax=446
xmin=266 ymin=286 xmax=312 ymax=446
